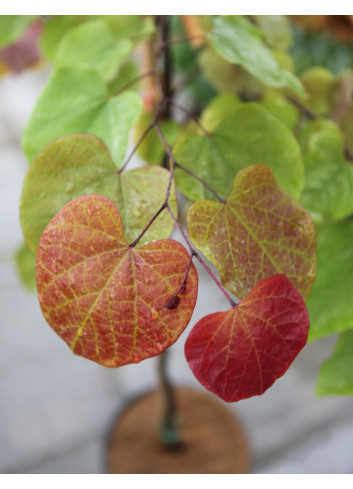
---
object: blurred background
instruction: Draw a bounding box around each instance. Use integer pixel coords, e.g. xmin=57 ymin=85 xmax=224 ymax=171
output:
xmin=1 ymin=15 xmax=353 ymax=474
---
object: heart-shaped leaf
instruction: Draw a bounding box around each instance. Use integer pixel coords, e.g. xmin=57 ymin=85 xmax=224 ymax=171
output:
xmin=187 ymin=164 xmax=317 ymax=301
xmin=185 ymin=274 xmax=309 ymax=402
xmin=20 ymin=133 xmax=178 ymax=254
xmin=36 ymin=195 xmax=198 ymax=367
xmin=22 ymin=65 xmax=142 ymax=165
xmin=173 ymin=103 xmax=304 ymax=201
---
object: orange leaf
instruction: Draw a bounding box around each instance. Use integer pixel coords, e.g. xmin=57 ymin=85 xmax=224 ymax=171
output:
xmin=36 ymin=195 xmax=198 ymax=367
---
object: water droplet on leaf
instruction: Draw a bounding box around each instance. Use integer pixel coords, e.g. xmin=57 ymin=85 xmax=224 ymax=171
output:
xmin=151 ymin=307 xmax=158 ymax=320
xmin=155 ymin=341 xmax=164 ymax=351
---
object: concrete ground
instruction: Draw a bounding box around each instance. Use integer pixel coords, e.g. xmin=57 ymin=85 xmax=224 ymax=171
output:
xmin=1 ymin=67 xmax=353 ymax=474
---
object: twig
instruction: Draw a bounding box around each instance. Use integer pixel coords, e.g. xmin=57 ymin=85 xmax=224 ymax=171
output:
xmin=118 ymin=121 xmax=155 ymax=174
xmin=165 ymin=96 xmax=210 ymax=136
xmin=112 ymin=70 xmax=156 ymax=97
xmin=166 ymin=204 xmax=239 ymax=307
xmin=345 ymin=147 xmax=353 ymax=162
xmin=287 ymin=96 xmax=317 ymax=119
xmin=154 ymin=120 xmax=176 ymax=180
xmin=175 ymin=162 xmax=225 ymax=203
xmin=164 ymin=252 xmax=196 ymax=310
xmin=129 ymin=202 xmax=166 ymax=248
xmin=157 ymin=34 xmax=206 ymax=53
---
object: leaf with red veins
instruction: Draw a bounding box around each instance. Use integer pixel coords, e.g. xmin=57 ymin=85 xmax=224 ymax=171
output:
xmin=36 ymin=195 xmax=198 ymax=367
xmin=185 ymin=274 xmax=309 ymax=402
xmin=187 ymin=164 xmax=317 ymax=301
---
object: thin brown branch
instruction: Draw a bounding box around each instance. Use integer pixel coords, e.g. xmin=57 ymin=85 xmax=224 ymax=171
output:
xmin=129 ymin=202 xmax=166 ymax=248
xmin=112 ymin=70 xmax=156 ymax=97
xmin=118 ymin=120 xmax=155 ymax=174
xmin=157 ymin=34 xmax=206 ymax=53
xmin=154 ymin=120 xmax=176 ymax=179
xmin=164 ymin=252 xmax=196 ymax=310
xmin=174 ymin=162 xmax=225 ymax=203
xmin=166 ymin=204 xmax=239 ymax=308
xmin=287 ymin=96 xmax=317 ymax=119
xmin=165 ymin=97 xmax=210 ymax=136
xmin=345 ymin=147 xmax=353 ymax=162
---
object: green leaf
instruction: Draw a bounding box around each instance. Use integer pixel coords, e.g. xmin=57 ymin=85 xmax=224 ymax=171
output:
xmin=210 ymin=16 xmax=304 ymax=96
xmin=20 ymin=134 xmax=177 ymax=254
xmin=107 ymin=60 xmax=139 ymax=95
xmin=14 ymin=243 xmax=36 ymax=291
xmin=253 ymin=15 xmax=292 ymax=50
xmin=260 ymin=90 xmax=300 ymax=131
xmin=187 ymin=165 xmax=316 ymax=301
xmin=103 ymin=15 xmax=155 ymax=43
xmin=40 ymin=15 xmax=83 ymax=61
xmin=299 ymin=67 xmax=336 ymax=116
xmin=0 ymin=15 xmax=36 ymax=47
xmin=36 ymin=195 xmax=198 ymax=367
xmin=308 ymin=220 xmax=353 ymax=342
xmin=54 ymin=19 xmax=132 ymax=80
xmin=197 ymin=47 xmax=263 ymax=94
xmin=199 ymin=93 xmax=241 ymax=132
xmin=115 ymin=165 xmax=178 ymax=247
xmin=300 ymin=119 xmax=353 ymax=223
xmin=173 ymin=102 xmax=304 ymax=201
xmin=22 ymin=65 xmax=142 ymax=165
xmin=317 ymin=331 xmax=353 ymax=396
xmin=21 ymin=134 xmax=117 ymax=254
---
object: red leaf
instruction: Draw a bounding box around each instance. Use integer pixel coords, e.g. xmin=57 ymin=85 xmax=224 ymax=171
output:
xmin=36 ymin=195 xmax=198 ymax=367
xmin=0 ymin=22 xmax=41 ymax=72
xmin=185 ymin=274 xmax=309 ymax=402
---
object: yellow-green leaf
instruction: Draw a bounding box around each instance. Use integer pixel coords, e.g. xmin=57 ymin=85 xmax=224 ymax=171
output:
xmin=187 ymin=165 xmax=316 ymax=300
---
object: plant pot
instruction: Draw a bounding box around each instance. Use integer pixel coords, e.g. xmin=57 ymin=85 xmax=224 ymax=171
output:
xmin=106 ymin=386 xmax=249 ymax=474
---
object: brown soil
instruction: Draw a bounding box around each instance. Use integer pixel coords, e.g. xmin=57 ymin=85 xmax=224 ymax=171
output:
xmin=106 ymin=387 xmax=250 ymax=474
